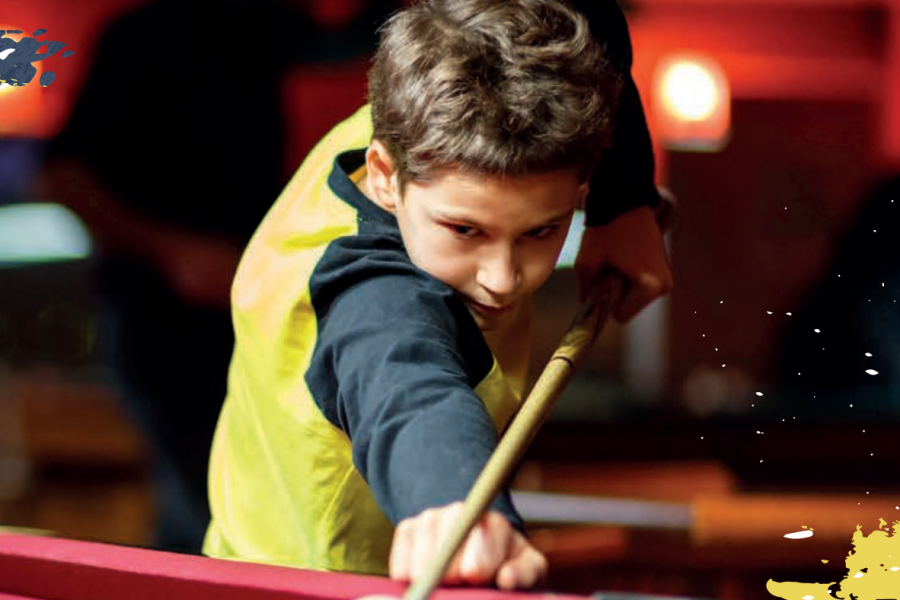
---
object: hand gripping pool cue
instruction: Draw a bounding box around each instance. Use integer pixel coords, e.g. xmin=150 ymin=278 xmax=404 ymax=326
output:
xmin=402 ymin=268 xmax=624 ymax=600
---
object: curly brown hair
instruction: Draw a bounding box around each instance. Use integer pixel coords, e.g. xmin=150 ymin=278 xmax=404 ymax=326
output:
xmin=368 ymin=0 xmax=621 ymax=188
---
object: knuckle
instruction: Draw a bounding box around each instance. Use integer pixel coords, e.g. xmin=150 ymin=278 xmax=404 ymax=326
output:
xmin=395 ymin=519 xmax=414 ymax=537
xmin=638 ymin=273 xmax=668 ymax=297
xmin=419 ymin=507 xmax=439 ymax=522
xmin=535 ymin=551 xmax=549 ymax=574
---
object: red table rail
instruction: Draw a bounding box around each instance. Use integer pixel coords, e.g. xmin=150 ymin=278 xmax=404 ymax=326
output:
xmin=0 ymin=534 xmax=583 ymax=600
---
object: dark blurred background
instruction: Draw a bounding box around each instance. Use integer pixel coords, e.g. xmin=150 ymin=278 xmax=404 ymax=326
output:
xmin=1 ymin=0 xmax=899 ymax=598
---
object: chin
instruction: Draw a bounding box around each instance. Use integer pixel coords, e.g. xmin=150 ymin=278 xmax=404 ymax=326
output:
xmin=476 ymin=320 xmax=500 ymax=333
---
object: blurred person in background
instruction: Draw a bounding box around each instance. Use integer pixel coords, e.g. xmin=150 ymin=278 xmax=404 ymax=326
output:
xmin=38 ymin=0 xmax=399 ymax=553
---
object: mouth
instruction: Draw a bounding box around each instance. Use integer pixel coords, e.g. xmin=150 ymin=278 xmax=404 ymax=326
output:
xmin=467 ymin=300 xmax=513 ymax=318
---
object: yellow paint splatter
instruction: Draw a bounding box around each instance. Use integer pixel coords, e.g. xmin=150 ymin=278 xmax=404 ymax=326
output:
xmin=768 ymin=520 xmax=900 ymax=600
xmin=766 ymin=580 xmax=832 ymax=599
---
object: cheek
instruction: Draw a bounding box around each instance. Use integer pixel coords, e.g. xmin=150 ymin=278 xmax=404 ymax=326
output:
xmin=404 ymin=228 xmax=472 ymax=287
xmin=418 ymin=246 xmax=470 ymax=286
xmin=521 ymin=243 xmax=565 ymax=291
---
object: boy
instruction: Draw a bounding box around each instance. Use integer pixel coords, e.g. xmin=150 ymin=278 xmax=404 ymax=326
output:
xmin=205 ymin=0 xmax=628 ymax=589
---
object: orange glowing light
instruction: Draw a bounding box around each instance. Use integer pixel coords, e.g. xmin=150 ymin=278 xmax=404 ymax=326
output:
xmin=652 ymin=54 xmax=730 ymax=152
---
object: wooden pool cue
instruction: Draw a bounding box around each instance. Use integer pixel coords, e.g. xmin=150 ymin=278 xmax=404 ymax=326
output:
xmin=403 ymin=268 xmax=624 ymax=600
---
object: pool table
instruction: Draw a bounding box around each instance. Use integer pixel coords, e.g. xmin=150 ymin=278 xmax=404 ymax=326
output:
xmin=0 ymin=533 xmax=682 ymax=600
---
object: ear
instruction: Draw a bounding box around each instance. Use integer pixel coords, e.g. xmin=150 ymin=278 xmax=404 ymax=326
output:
xmin=365 ymin=139 xmax=401 ymax=213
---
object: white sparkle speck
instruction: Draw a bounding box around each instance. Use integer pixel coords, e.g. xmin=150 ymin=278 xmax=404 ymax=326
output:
xmin=785 ymin=530 xmax=814 ymax=539
xmin=814 ymin=329 xmax=820 ymax=333
xmin=756 ymin=392 xmax=763 ymax=396
xmin=786 ymin=312 xmax=792 ymax=316
xmin=867 ymin=369 xmax=879 ymax=376
xmin=866 ymin=352 xmax=872 ymax=357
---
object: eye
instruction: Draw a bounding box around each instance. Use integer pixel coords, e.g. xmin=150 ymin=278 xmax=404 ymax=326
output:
xmin=443 ymin=223 xmax=480 ymax=239
xmin=523 ymin=224 xmax=559 ymax=240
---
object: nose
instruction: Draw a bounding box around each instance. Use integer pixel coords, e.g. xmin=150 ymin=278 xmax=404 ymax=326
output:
xmin=476 ymin=245 xmax=520 ymax=297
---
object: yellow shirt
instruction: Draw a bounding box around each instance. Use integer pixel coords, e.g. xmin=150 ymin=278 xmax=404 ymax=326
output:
xmin=204 ymin=105 xmax=530 ymax=574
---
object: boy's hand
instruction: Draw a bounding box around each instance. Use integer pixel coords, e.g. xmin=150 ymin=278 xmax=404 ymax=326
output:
xmin=389 ymin=503 xmax=547 ymax=590
xmin=575 ymin=203 xmax=673 ymax=323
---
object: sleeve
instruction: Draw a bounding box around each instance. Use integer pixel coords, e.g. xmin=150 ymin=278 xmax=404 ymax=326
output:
xmin=573 ymin=0 xmax=661 ymax=226
xmin=305 ymin=267 xmax=524 ymax=530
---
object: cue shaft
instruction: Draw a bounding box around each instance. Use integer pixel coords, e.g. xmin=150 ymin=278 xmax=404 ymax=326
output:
xmin=403 ymin=269 xmax=623 ymax=600
xmin=511 ymin=491 xmax=693 ymax=530
xmin=513 ymin=491 xmax=897 ymax=546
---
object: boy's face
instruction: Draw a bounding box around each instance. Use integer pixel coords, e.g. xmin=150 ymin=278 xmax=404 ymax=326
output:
xmin=365 ymin=142 xmax=587 ymax=332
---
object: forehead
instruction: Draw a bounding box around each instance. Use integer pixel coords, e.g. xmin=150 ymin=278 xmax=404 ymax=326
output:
xmin=405 ymin=166 xmax=583 ymax=219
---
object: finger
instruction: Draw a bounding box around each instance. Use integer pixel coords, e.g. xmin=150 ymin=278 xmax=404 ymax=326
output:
xmin=573 ymin=254 xmax=602 ymax=304
xmin=408 ymin=508 xmax=443 ymax=582
xmin=614 ymin=269 xmax=672 ymax=323
xmin=457 ymin=512 xmax=512 ymax=584
xmin=389 ymin=518 xmax=416 ymax=582
xmin=436 ymin=503 xmax=467 ymax=584
xmin=495 ymin=534 xmax=548 ymax=590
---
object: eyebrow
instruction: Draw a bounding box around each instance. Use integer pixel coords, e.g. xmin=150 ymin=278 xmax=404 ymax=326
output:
xmin=432 ymin=207 xmax=575 ymax=229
